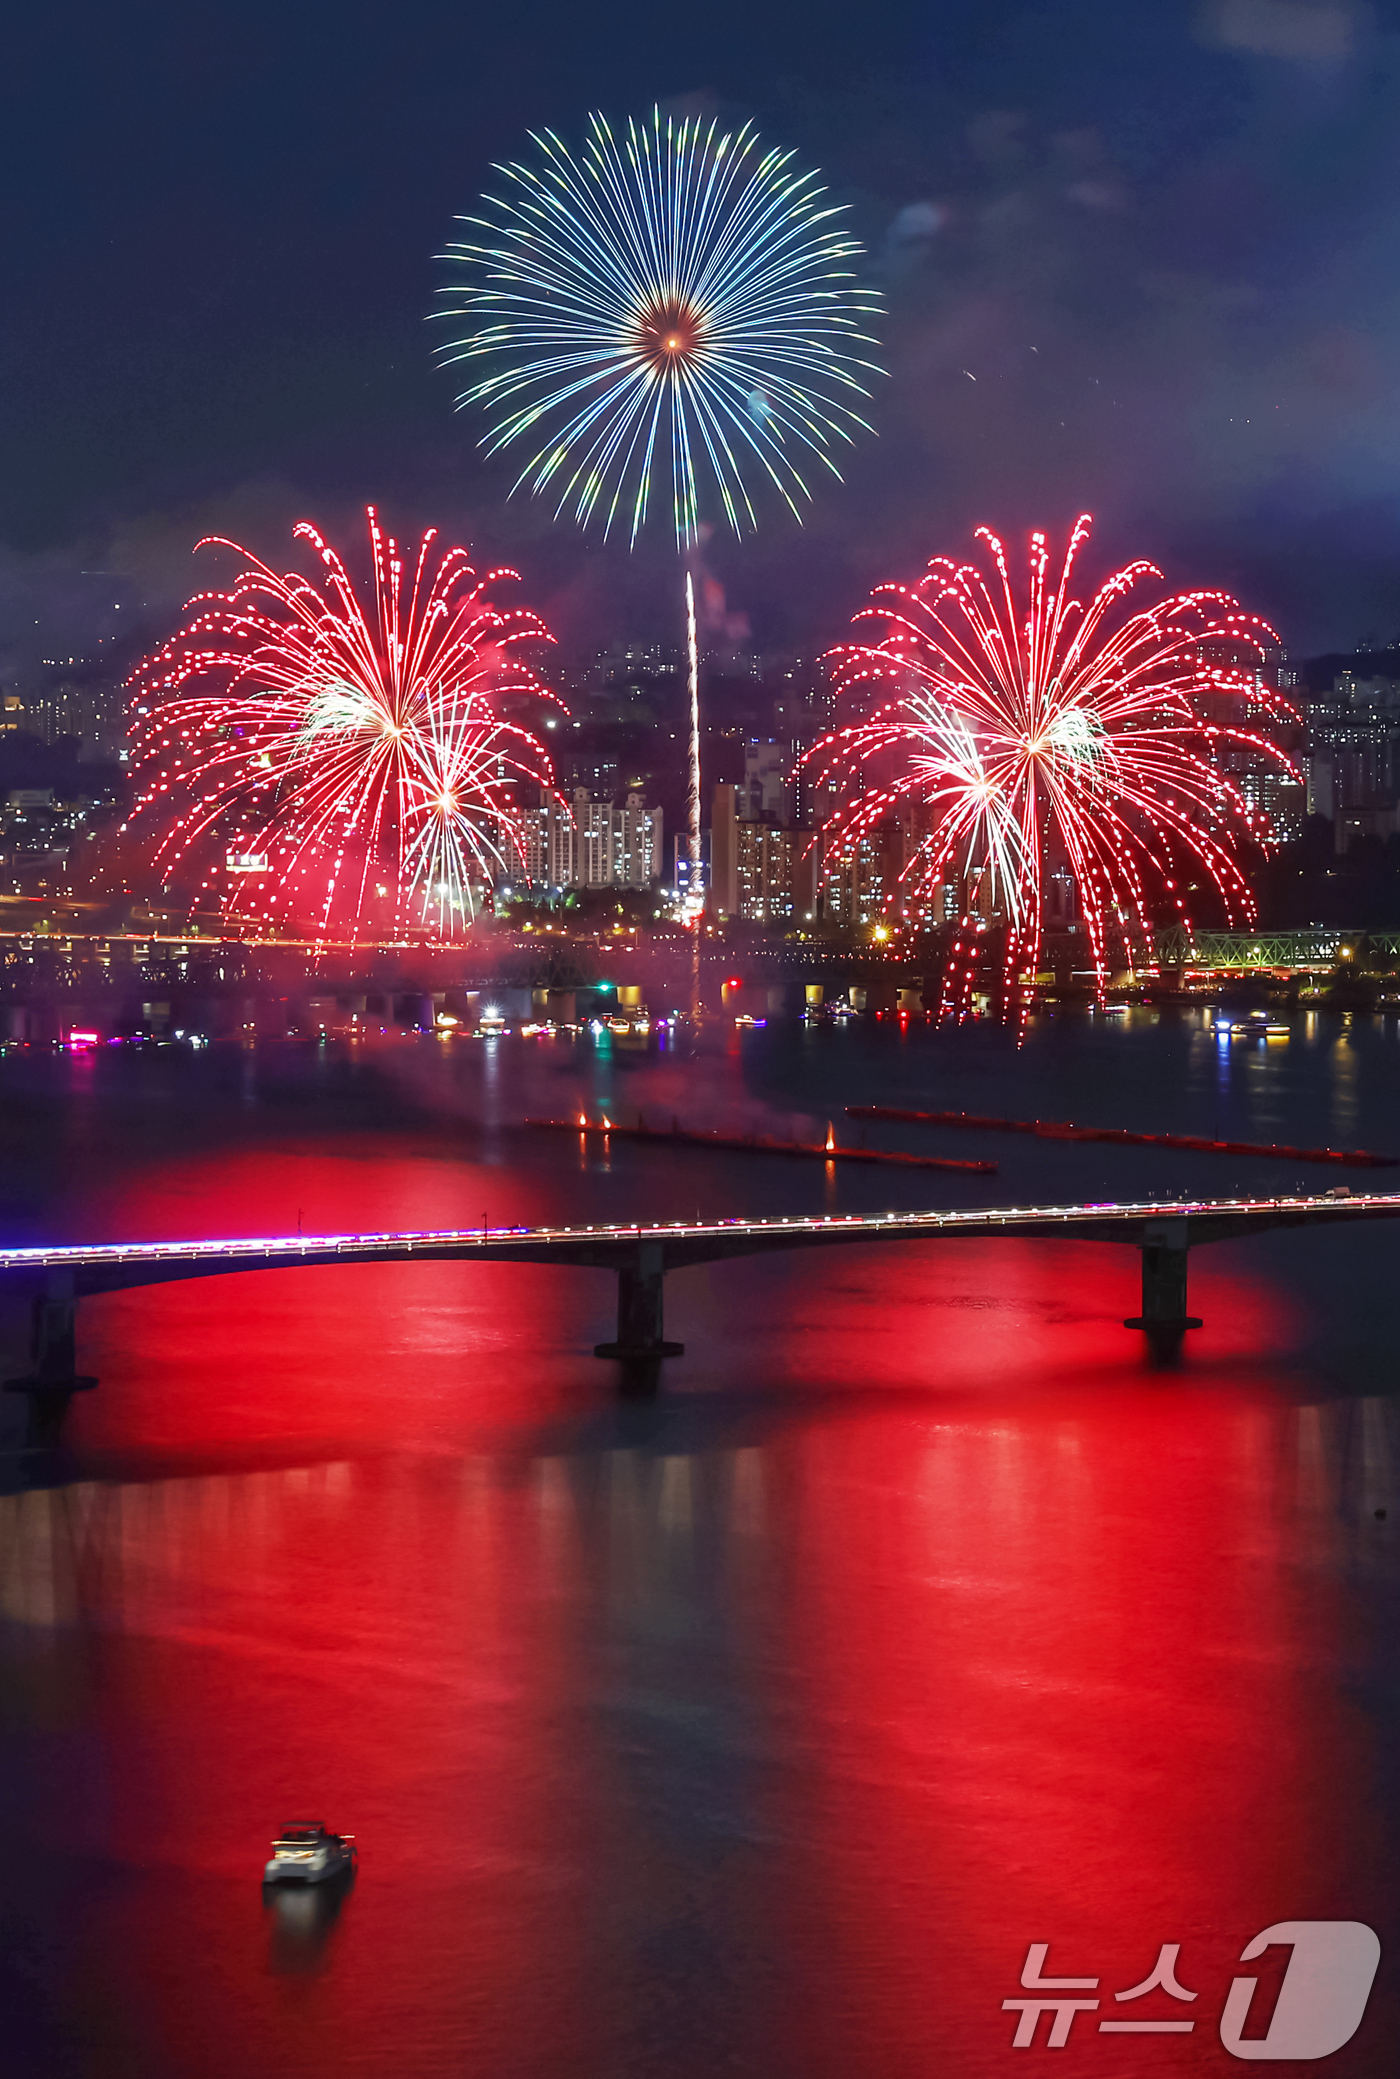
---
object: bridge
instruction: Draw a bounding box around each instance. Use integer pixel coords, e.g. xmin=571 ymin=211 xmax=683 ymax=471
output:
xmin=1156 ymin=924 xmax=1400 ymax=973
xmin=4 ymin=1190 xmax=1399 ymax=1436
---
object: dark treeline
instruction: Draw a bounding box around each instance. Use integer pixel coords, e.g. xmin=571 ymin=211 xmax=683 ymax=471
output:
xmin=1253 ymin=816 xmax=1400 ymax=929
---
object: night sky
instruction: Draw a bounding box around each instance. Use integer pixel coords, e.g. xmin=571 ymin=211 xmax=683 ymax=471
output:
xmin=6 ymin=0 xmax=1400 ymax=673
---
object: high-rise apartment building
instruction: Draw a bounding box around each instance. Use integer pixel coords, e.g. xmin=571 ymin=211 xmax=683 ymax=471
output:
xmin=739 ymin=739 xmax=794 ymax=822
xmin=522 ymin=790 xmax=663 ymax=891
xmin=1305 ymin=672 xmax=1400 ymax=843
xmin=816 ymin=799 xmax=943 ymax=926
xmin=522 ymin=796 xmax=577 ymax=888
xmin=21 ymin=678 xmax=125 ymax=760
xmin=709 ymin=784 xmax=815 ymax=923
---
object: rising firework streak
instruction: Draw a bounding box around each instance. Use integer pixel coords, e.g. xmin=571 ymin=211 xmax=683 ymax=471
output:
xmin=685 ymin=569 xmax=701 ymax=891
xmin=802 ymin=515 xmax=1300 ymax=1022
xmin=122 ymin=509 xmax=563 ymax=943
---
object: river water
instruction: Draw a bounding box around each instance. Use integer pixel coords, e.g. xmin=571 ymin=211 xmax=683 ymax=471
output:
xmin=0 ymin=1006 xmax=1396 ymax=2076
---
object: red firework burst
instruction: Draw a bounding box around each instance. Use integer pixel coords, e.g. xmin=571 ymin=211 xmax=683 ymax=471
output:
xmin=120 ymin=508 xmax=564 ymax=943
xmin=802 ymin=515 xmax=1300 ymax=1020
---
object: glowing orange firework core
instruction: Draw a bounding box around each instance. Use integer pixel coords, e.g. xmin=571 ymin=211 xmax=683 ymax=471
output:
xmin=636 ymin=297 xmax=703 ymax=367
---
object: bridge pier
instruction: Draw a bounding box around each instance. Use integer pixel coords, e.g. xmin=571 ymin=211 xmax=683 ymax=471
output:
xmin=1124 ymin=1220 xmax=1202 ymax=1345
xmin=594 ymin=1243 xmax=684 ymax=1362
xmin=4 ymin=1270 xmax=97 ymax=1445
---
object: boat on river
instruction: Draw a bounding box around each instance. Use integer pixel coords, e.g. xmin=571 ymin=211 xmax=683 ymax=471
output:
xmin=263 ymin=1823 xmax=357 ymax=1886
xmin=1215 ymin=1010 xmax=1290 ymax=1040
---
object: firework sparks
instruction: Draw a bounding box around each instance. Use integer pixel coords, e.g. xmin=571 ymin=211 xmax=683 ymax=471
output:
xmin=802 ymin=515 xmax=1300 ymax=1021
xmin=121 ymin=509 xmax=564 ymax=942
xmin=434 ymin=106 xmax=883 ymax=547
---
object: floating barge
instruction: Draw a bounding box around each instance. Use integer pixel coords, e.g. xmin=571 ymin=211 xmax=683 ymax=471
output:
xmin=846 ymin=1105 xmax=1398 ymax=1171
xmin=526 ymin=1115 xmax=998 ymax=1175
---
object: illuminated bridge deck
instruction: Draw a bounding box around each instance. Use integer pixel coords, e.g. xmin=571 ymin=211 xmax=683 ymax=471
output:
xmin=5 ymin=1192 xmax=1398 ymax=1415
xmin=3 ymin=1190 xmax=1399 ymax=1298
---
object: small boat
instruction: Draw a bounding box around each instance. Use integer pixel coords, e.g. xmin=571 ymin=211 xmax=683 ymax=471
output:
xmin=1217 ymin=1012 xmax=1290 ymax=1041
xmin=263 ymin=1822 xmax=357 ymax=1886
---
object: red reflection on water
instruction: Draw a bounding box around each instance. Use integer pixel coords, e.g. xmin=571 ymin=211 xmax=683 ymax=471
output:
xmin=762 ymin=1391 xmax=1392 ymax=2075
xmin=55 ymin=1457 xmax=605 ymax=2079
xmin=683 ymin=1233 xmax=1302 ymax=1408
xmin=4 ymin=1141 xmax=1391 ymax=2076
xmin=70 ymin=1142 xmax=1308 ymax=1457
xmin=72 ymin=1143 xmax=606 ymax=1451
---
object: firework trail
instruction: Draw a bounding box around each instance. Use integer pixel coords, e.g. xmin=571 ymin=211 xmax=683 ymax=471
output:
xmin=802 ymin=515 xmax=1300 ymax=1021
xmin=121 ymin=509 xmax=564 ymax=943
xmin=435 ymin=107 xmax=883 ymax=549
xmin=684 ymin=570 xmax=700 ymax=880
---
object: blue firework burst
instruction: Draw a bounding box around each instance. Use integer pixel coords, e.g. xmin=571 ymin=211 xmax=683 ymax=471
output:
xmin=435 ymin=107 xmax=883 ymax=547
